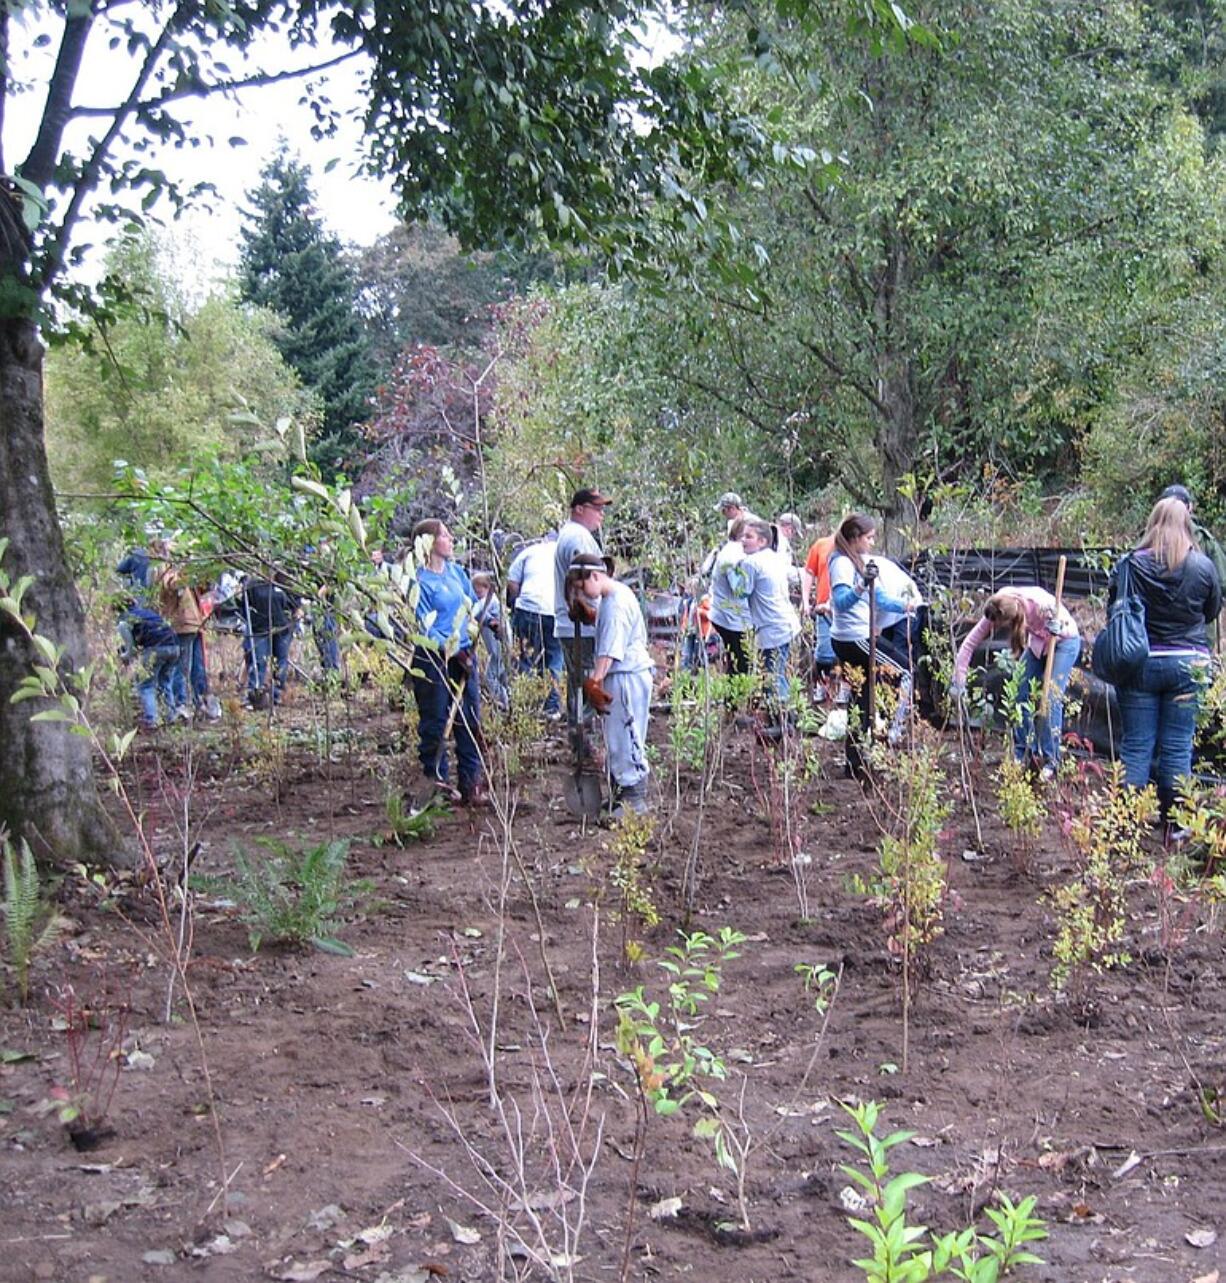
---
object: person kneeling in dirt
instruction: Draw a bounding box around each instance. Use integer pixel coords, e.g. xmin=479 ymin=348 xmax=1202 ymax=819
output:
xmin=567 ymin=553 xmax=654 ymax=817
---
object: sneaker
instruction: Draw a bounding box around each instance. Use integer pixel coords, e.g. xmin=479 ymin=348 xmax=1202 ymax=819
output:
xmin=543 ymin=709 xmax=563 ymax=723
xmin=1039 ymin=765 xmax=1055 ymax=783
xmin=173 ymin=705 xmax=192 ymax=722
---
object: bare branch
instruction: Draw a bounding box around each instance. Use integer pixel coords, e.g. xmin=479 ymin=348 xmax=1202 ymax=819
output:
xmin=21 ymin=11 xmax=95 ymax=191
xmin=796 ymin=334 xmax=891 ymax=418
xmin=70 ymin=47 xmax=363 ymax=118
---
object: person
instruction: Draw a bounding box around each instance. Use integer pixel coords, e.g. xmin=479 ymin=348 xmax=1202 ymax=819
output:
xmin=828 ymin=514 xmax=916 ymax=777
xmin=714 ymin=491 xmax=757 ymax=532
xmin=705 ymin=517 xmax=751 ymax=675
xmin=1159 ymin=484 xmax=1226 ymax=650
xmin=1109 ymin=496 xmax=1221 ymax=823
xmin=116 ymin=599 xmax=181 ymax=729
xmin=411 ymin=518 xmax=485 ymax=804
xmin=240 ymin=571 xmax=299 ymax=708
xmin=567 ymin=553 xmax=654 ymax=816
xmin=471 ymin=570 xmax=509 ymax=710
xmin=678 ymin=577 xmax=717 ymax=673
xmin=801 ymin=528 xmax=839 ymax=691
xmin=116 ymin=545 xmax=152 ymax=592
xmin=872 ymin=556 xmax=928 ymax=669
xmin=554 ymin=488 xmax=612 ymax=736
xmin=775 ymin=512 xmax=804 ymax=568
xmin=739 ymin=518 xmax=802 ymax=712
xmin=506 ymin=533 xmax=562 ymax=717
xmin=950 ymin=587 xmax=1080 ymax=776
xmin=156 ymin=554 xmax=208 ymax=721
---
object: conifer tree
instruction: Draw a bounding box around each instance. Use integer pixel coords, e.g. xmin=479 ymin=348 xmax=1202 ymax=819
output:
xmin=239 ymin=149 xmax=376 ymax=475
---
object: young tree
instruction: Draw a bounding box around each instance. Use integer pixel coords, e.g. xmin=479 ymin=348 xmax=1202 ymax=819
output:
xmin=238 ymin=149 xmax=374 ymax=475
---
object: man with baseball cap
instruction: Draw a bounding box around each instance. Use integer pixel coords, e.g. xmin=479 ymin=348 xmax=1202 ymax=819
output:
xmin=555 ymin=488 xmax=613 ymax=740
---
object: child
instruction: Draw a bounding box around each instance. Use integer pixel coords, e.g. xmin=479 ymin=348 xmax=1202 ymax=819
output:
xmin=116 ymin=599 xmax=182 ymax=729
xmin=472 ymin=571 xmax=510 ymax=710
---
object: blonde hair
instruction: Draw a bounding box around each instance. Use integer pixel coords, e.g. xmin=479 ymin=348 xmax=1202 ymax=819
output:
xmin=1138 ymin=496 xmax=1197 ymax=572
xmin=983 ymin=592 xmax=1027 ymax=657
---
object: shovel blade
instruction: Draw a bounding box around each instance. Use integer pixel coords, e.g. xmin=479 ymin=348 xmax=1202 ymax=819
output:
xmin=563 ymin=770 xmax=604 ymax=820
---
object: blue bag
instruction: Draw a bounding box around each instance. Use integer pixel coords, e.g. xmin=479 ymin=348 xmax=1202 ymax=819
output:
xmin=1091 ymin=553 xmax=1149 ymax=684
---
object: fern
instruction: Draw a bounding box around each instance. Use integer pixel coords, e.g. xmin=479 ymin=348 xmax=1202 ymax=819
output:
xmin=225 ymin=838 xmax=365 ymax=955
xmin=2 ymin=836 xmax=59 ymax=1004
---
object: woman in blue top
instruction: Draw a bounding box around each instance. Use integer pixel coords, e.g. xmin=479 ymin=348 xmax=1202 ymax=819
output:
xmin=412 ymin=519 xmax=485 ymax=804
xmin=828 ymin=513 xmax=915 ymax=779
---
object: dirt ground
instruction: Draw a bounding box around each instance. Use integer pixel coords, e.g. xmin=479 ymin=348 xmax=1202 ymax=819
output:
xmin=2 ymin=681 xmax=1226 ymax=1283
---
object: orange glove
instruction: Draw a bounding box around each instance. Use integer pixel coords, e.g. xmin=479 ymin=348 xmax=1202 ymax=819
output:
xmin=568 ymin=593 xmax=597 ymax=626
xmin=583 ymin=676 xmax=613 ymax=714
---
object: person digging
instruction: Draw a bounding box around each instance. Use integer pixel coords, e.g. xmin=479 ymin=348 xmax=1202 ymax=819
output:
xmin=567 ymin=553 xmax=654 ymax=818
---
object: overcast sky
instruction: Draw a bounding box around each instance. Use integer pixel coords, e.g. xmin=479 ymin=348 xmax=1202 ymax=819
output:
xmin=7 ymin=13 xmax=401 ymax=294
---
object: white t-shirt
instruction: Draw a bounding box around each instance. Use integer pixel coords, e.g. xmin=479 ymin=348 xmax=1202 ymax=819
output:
xmin=742 ymin=548 xmax=801 ymax=650
xmin=596 ymin=581 xmax=654 ymax=674
xmin=507 ymin=540 xmax=556 ymax=615
xmin=554 ymin=520 xmax=601 ymax=640
xmin=872 ymin=558 xmax=924 ymax=631
xmin=708 ymin=540 xmax=751 ymax=631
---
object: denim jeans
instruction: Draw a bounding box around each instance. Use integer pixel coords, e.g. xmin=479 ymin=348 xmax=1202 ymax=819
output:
xmin=412 ymin=649 xmax=482 ymax=788
xmin=511 ymin=607 xmax=562 ymax=713
xmin=137 ymin=645 xmax=181 ymax=726
xmin=174 ymin=632 xmax=209 ymax=709
xmin=814 ymin=613 xmax=836 ymax=671
xmin=247 ymin=628 xmax=292 ymax=702
xmin=761 ymin=641 xmax=792 ymax=708
xmin=1014 ymin=635 xmax=1080 ymax=764
xmin=1117 ymin=652 xmax=1209 ymax=814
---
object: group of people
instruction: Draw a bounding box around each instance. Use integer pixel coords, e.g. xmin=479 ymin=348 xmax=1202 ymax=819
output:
xmin=117 ymin=480 xmax=1225 ymax=837
xmin=404 ymin=488 xmax=653 ymax=817
xmin=114 ymin=540 xmax=334 ymax=727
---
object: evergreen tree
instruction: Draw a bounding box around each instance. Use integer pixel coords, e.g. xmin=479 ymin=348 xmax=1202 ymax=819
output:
xmin=238 ymin=149 xmax=376 ymax=475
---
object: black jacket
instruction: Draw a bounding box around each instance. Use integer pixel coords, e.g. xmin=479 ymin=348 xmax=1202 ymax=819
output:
xmin=241 ymin=580 xmax=298 ymax=635
xmin=1109 ymin=548 xmax=1222 ymax=650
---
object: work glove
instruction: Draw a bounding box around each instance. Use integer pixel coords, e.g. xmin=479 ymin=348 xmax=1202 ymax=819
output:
xmin=583 ymin=676 xmax=613 ymax=715
xmin=452 ymin=648 xmax=474 ymax=676
xmin=568 ymin=594 xmax=597 ymax=626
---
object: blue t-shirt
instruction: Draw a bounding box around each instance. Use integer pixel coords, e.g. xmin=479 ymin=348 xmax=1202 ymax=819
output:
xmin=416 ymin=562 xmax=476 ymax=652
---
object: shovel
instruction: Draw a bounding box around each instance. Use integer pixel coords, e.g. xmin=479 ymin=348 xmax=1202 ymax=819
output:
xmin=563 ymin=629 xmax=604 ymax=819
xmin=864 ymin=559 xmax=879 ymax=744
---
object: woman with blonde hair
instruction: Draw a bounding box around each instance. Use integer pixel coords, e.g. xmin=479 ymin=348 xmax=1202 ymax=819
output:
xmin=951 ymin=586 xmax=1080 ymax=776
xmin=1111 ymin=495 xmax=1221 ymax=821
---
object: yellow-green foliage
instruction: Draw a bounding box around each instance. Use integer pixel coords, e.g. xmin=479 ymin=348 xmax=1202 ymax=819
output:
xmin=996 ymin=757 xmax=1043 ymax=846
xmin=606 ymin=812 xmax=659 ymax=959
xmin=1051 ymin=766 xmax=1157 ymax=991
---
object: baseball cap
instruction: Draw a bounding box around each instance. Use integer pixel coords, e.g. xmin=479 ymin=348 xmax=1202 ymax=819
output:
xmin=570 ymin=487 xmax=613 ymax=509
xmin=1160 ymin=484 xmax=1193 ymax=508
xmin=715 ymin=491 xmax=744 ymax=511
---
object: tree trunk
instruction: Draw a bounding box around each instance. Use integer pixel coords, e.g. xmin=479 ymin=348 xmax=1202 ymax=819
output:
xmin=0 ymin=316 xmax=124 ymax=866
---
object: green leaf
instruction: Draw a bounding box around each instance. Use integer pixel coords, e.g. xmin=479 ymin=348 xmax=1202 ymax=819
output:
xmin=312 ymin=936 xmax=354 ymax=957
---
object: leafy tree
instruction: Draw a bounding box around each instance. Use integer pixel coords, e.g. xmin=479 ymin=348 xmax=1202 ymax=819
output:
xmin=641 ymin=0 xmax=1226 ymax=520
xmin=354 ymin=222 xmax=560 ymax=371
xmin=238 ymin=148 xmax=375 ymax=475
xmin=46 ymin=234 xmax=318 ymax=492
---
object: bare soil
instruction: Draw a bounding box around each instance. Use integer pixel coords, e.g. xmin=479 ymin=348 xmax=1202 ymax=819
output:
xmin=2 ymin=686 xmax=1225 ymax=1283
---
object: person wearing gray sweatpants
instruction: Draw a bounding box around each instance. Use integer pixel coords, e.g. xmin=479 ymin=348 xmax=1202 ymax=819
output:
xmin=566 ymin=553 xmax=654 ymax=816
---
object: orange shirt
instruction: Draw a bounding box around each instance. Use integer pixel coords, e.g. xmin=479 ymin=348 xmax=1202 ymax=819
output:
xmin=804 ymin=535 xmax=836 ymax=605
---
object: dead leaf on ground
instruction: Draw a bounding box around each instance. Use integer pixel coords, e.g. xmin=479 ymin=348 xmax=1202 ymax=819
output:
xmin=445 ymin=1218 xmax=480 ymax=1245
xmin=1186 ymin=1227 xmax=1218 ymax=1249
xmin=269 ymin=1262 xmax=331 ymax=1282
xmin=344 ymin=1242 xmax=391 ymax=1270
xmin=1112 ymin=1150 xmax=1142 ymax=1179
xmin=648 ymin=1196 xmax=682 ymax=1220
xmin=1191 ymin=1270 xmax=1220 ymax=1283
xmin=404 ymin=1211 xmax=431 ymax=1232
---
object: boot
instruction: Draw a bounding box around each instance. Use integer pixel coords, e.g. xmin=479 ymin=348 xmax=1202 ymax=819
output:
xmin=609 ymin=781 xmax=649 ymax=819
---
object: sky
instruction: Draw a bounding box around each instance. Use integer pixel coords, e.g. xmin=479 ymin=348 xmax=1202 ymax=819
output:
xmin=6 ymin=11 xmax=401 ymax=295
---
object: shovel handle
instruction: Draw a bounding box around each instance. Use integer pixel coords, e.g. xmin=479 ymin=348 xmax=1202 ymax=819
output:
xmin=1038 ymin=556 xmax=1067 ymax=720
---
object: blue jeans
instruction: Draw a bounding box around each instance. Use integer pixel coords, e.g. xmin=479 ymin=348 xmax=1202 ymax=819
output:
xmin=174 ymin=633 xmax=209 ymax=709
xmin=814 ymin=613 xmax=836 ymax=671
xmin=412 ymin=649 xmax=482 ymax=788
xmin=247 ymin=629 xmax=292 ymax=702
xmin=138 ymin=646 xmax=181 ymax=726
xmin=1117 ymin=652 xmax=1208 ymax=814
xmin=1014 ymin=635 xmax=1080 ymax=764
xmin=512 ymin=606 xmax=563 ymax=714
xmin=761 ymin=641 xmax=791 ymax=708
